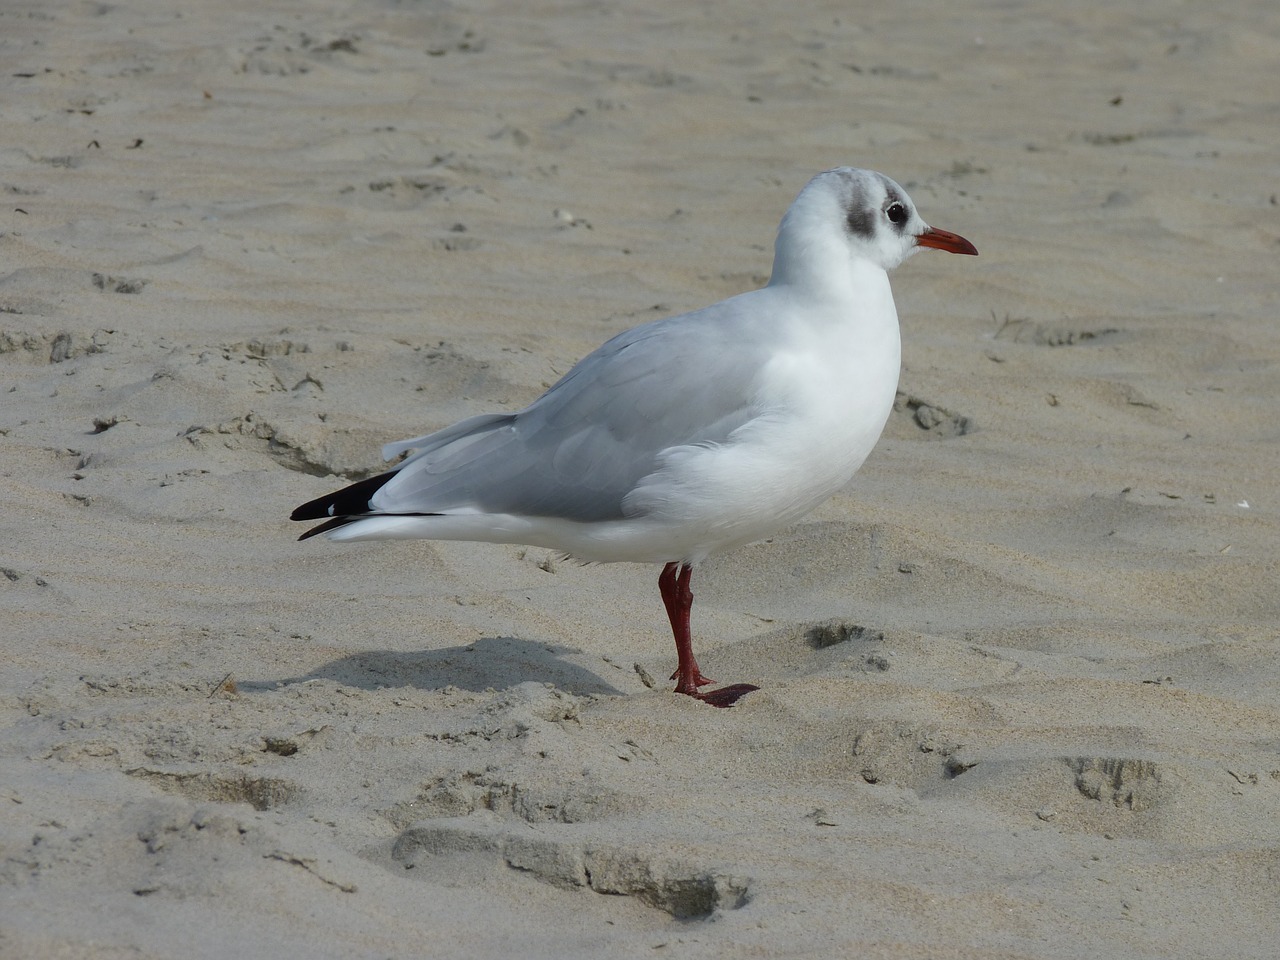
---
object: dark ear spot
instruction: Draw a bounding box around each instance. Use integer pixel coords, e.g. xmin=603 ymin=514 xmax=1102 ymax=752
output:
xmin=846 ymin=204 xmax=876 ymax=239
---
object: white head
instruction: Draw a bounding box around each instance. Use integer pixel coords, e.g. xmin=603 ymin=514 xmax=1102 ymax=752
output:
xmin=769 ymin=167 xmax=977 ymax=288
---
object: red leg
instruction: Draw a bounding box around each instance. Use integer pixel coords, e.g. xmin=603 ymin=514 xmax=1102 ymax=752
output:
xmin=657 ymin=562 xmax=758 ymax=708
xmin=659 ymin=562 xmax=712 ymax=691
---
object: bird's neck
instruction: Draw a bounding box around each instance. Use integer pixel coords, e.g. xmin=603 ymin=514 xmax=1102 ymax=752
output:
xmin=767 ymin=219 xmax=888 ymax=303
xmin=768 ymin=243 xmax=890 ymax=311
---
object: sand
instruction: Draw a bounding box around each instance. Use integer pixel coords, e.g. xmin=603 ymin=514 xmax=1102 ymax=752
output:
xmin=3 ymin=0 xmax=1279 ymax=956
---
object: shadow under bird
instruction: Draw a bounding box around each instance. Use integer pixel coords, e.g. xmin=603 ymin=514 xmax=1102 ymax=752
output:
xmin=292 ymin=166 xmax=977 ymax=707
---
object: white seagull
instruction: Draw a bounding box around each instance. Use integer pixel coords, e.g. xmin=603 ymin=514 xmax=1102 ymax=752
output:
xmin=292 ymin=167 xmax=977 ymax=706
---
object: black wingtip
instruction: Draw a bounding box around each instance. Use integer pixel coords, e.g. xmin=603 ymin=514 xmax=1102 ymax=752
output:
xmin=297 ymin=516 xmax=360 ymax=541
xmin=290 ymin=471 xmax=399 ymax=523
xmin=290 ymin=503 xmax=320 ymax=522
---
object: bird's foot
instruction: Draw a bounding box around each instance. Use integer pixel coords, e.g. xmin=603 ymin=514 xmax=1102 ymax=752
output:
xmin=670 ymin=668 xmax=715 ymax=688
xmin=680 ymin=682 xmax=759 ymax=708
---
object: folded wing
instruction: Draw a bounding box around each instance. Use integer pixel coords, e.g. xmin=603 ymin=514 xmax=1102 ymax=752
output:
xmin=292 ymin=296 xmax=773 ymax=535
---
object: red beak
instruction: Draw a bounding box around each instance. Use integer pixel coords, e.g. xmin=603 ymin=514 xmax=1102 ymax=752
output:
xmin=916 ymin=226 xmax=978 ymax=256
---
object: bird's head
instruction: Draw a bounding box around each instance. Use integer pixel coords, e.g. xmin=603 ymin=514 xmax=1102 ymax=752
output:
xmin=772 ymin=167 xmax=977 ymax=285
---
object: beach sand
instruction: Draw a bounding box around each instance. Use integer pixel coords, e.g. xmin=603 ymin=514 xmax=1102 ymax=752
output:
xmin=3 ymin=0 xmax=1279 ymax=956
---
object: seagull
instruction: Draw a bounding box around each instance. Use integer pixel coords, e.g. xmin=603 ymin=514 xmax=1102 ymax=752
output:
xmin=292 ymin=167 xmax=977 ymax=707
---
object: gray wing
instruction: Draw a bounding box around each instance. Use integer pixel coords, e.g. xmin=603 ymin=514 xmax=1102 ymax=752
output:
xmin=372 ymin=294 xmax=771 ymax=522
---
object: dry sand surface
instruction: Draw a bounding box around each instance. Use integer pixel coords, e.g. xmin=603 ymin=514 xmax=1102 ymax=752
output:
xmin=3 ymin=0 xmax=1279 ymax=956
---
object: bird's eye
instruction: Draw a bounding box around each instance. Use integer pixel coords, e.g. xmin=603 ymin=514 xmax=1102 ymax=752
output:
xmin=885 ymin=202 xmax=906 ymax=224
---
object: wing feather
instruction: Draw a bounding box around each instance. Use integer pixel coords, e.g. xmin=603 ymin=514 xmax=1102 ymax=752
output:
xmin=309 ymin=290 xmax=780 ymax=526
